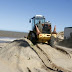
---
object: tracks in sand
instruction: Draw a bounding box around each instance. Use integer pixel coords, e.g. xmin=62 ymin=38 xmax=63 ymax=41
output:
xmin=25 ymin=38 xmax=70 ymax=72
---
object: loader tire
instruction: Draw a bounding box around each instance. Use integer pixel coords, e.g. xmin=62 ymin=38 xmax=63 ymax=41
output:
xmin=28 ymin=31 xmax=37 ymax=44
xmin=49 ymin=36 xmax=55 ymax=47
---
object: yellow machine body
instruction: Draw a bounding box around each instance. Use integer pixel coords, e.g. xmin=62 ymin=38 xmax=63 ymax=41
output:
xmin=37 ymin=33 xmax=57 ymax=43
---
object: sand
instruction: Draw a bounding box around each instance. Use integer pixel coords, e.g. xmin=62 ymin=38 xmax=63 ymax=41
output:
xmin=0 ymin=38 xmax=72 ymax=72
xmin=0 ymin=31 xmax=72 ymax=72
xmin=0 ymin=39 xmax=48 ymax=72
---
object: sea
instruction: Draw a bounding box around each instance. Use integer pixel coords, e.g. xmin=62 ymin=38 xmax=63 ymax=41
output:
xmin=0 ymin=37 xmax=17 ymax=43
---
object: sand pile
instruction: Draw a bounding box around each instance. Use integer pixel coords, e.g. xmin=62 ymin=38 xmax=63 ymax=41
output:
xmin=24 ymin=39 xmax=72 ymax=72
xmin=0 ymin=39 xmax=47 ymax=72
xmin=0 ymin=37 xmax=72 ymax=72
xmin=37 ymin=44 xmax=72 ymax=72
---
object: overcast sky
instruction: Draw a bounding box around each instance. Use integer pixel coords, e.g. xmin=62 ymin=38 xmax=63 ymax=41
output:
xmin=0 ymin=0 xmax=72 ymax=32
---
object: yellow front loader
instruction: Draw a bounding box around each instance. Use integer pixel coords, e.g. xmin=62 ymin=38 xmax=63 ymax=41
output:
xmin=27 ymin=15 xmax=57 ymax=46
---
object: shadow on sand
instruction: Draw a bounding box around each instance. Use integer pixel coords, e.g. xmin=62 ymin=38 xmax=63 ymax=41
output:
xmin=12 ymin=39 xmax=30 ymax=47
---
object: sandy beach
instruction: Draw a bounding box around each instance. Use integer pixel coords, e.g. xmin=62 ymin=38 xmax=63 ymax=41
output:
xmin=0 ymin=31 xmax=72 ymax=72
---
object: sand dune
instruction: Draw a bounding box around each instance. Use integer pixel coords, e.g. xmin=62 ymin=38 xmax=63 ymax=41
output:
xmin=0 ymin=38 xmax=72 ymax=72
xmin=0 ymin=31 xmax=72 ymax=72
xmin=0 ymin=39 xmax=48 ymax=72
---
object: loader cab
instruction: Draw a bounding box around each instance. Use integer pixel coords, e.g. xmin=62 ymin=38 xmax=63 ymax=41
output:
xmin=29 ymin=15 xmax=45 ymax=30
xmin=29 ymin=15 xmax=51 ymax=34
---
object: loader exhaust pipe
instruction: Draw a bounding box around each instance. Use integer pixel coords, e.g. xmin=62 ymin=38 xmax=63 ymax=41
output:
xmin=52 ymin=25 xmax=57 ymax=34
xmin=35 ymin=25 xmax=41 ymax=35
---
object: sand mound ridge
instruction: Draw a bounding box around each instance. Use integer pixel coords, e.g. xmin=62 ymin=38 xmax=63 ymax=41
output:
xmin=0 ymin=39 xmax=47 ymax=72
xmin=0 ymin=38 xmax=72 ymax=72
